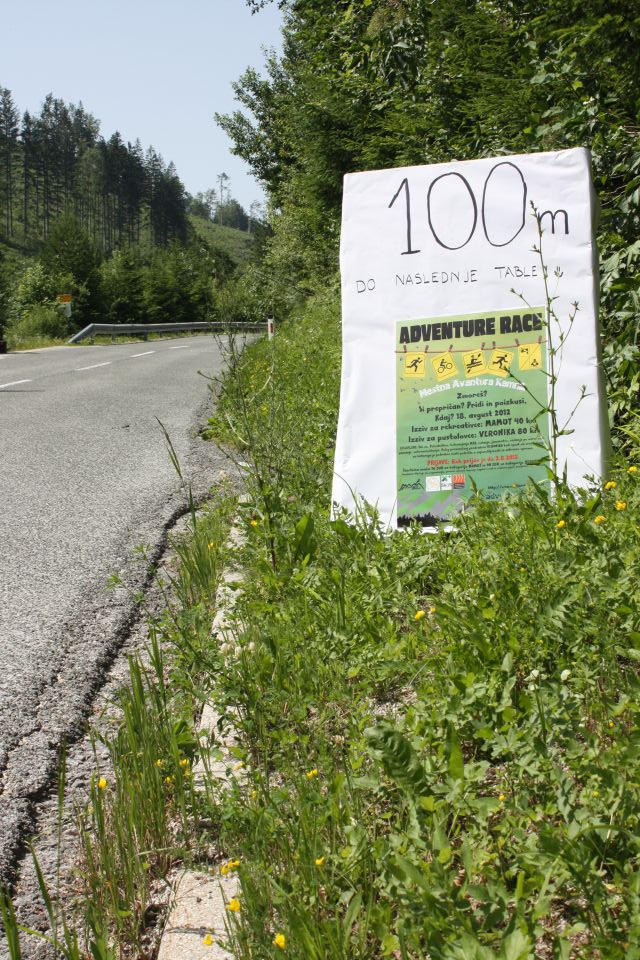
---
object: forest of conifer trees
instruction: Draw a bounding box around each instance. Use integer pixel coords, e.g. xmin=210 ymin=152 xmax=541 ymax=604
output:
xmin=0 ymin=87 xmax=188 ymax=250
xmin=0 ymin=86 xmax=263 ymax=349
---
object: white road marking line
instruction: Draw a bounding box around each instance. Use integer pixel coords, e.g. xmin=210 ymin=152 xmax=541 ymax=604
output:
xmin=75 ymin=361 xmax=112 ymax=371
xmin=169 ymin=344 xmax=191 ymax=349
xmin=0 ymin=378 xmax=32 ymax=389
xmin=130 ymin=350 xmax=155 ymax=358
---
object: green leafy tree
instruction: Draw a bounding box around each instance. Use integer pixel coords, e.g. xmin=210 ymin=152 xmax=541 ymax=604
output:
xmin=100 ymin=248 xmax=145 ymax=324
xmin=40 ymin=212 xmax=102 ymax=323
xmin=213 ymin=197 xmax=249 ymax=231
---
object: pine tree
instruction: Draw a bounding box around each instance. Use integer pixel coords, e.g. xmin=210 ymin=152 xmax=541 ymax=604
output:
xmin=0 ymin=88 xmax=19 ymax=236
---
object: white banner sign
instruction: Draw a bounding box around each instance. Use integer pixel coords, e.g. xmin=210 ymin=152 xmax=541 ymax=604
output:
xmin=332 ymin=148 xmax=609 ymax=528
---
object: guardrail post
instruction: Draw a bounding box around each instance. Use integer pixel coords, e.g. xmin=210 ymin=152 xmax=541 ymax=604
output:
xmin=268 ymin=317 xmax=275 ymax=341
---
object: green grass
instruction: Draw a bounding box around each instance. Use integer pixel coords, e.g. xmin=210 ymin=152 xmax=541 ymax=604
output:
xmin=202 ymin=292 xmax=640 ymax=959
xmin=189 ymin=215 xmax=255 ymax=266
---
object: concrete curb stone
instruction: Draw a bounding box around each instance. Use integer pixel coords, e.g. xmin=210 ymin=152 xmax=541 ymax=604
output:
xmin=157 ymin=502 xmax=248 ymax=960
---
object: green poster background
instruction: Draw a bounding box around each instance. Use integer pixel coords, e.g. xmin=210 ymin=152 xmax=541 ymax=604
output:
xmin=396 ymin=309 xmax=549 ymax=525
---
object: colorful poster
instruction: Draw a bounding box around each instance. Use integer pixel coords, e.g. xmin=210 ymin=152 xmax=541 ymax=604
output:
xmin=396 ymin=309 xmax=548 ymax=523
xmin=332 ymin=148 xmax=609 ymax=528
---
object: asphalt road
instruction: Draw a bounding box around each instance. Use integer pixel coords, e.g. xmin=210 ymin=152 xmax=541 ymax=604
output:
xmin=0 ymin=335 xmax=231 ymax=881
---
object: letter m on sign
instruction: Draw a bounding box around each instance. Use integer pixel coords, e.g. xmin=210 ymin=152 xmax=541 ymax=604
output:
xmin=538 ymin=209 xmax=569 ymax=235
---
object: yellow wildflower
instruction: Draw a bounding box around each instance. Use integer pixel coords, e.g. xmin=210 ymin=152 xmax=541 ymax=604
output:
xmin=608 ymin=720 xmax=614 ymax=729
xmin=605 ymin=480 xmax=617 ymax=490
xmin=155 ymin=759 xmax=164 ymax=768
xmin=593 ymin=790 xmax=600 ymax=798
xmin=203 ymin=934 xmax=213 ymax=947
xmin=165 ymin=775 xmax=174 ymax=785
xmin=207 ymin=542 xmax=214 ymax=550
xmin=97 ymin=777 xmax=107 ymax=790
xmin=555 ymin=519 xmax=566 ymax=529
xmin=179 ymin=758 xmax=189 ymax=768
xmin=273 ymin=933 xmax=286 ymax=950
xmin=306 ymin=768 xmax=319 ymax=779
xmin=498 ymin=793 xmax=506 ymax=803
xmin=429 ymin=606 xmax=436 ymax=615
xmin=414 ymin=610 xmax=425 ymax=621
xmin=250 ymin=519 xmax=258 ymax=527
xmin=628 ymin=466 xmax=638 ymax=474
xmin=226 ymin=898 xmax=241 ymax=913
xmin=615 ymin=501 xmax=627 ymax=511
xmin=233 ymin=761 xmax=245 ymax=771
xmin=594 ymin=515 xmax=606 ymax=524
xmin=315 ymin=857 xmax=325 ymax=866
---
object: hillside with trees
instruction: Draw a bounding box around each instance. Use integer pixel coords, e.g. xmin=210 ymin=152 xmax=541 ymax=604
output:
xmin=0 ymin=86 xmax=262 ymax=348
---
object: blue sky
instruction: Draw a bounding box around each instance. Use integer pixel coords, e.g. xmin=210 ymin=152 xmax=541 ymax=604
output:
xmin=4 ymin=0 xmax=283 ymax=212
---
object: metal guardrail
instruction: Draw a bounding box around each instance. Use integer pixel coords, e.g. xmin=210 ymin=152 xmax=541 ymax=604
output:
xmin=68 ymin=321 xmax=267 ymax=344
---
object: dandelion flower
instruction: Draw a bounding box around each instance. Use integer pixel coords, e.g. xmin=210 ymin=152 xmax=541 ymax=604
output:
xmin=498 ymin=793 xmax=506 ymax=803
xmin=315 ymin=857 xmax=325 ymax=866
xmin=414 ymin=610 xmax=425 ymax=621
xmin=605 ymin=480 xmax=617 ymax=490
xmin=593 ymin=790 xmax=600 ymax=798
xmin=615 ymin=501 xmax=627 ymax=511
xmin=555 ymin=519 xmax=566 ymax=529
xmin=628 ymin=466 xmax=638 ymax=474
xmin=306 ymin=768 xmax=319 ymax=779
xmin=594 ymin=515 xmax=606 ymax=524
xmin=226 ymin=898 xmax=241 ymax=912
xmin=273 ymin=933 xmax=286 ymax=949
xmin=97 ymin=777 xmax=107 ymax=790
xmin=250 ymin=519 xmax=258 ymax=527
xmin=203 ymin=934 xmax=213 ymax=947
